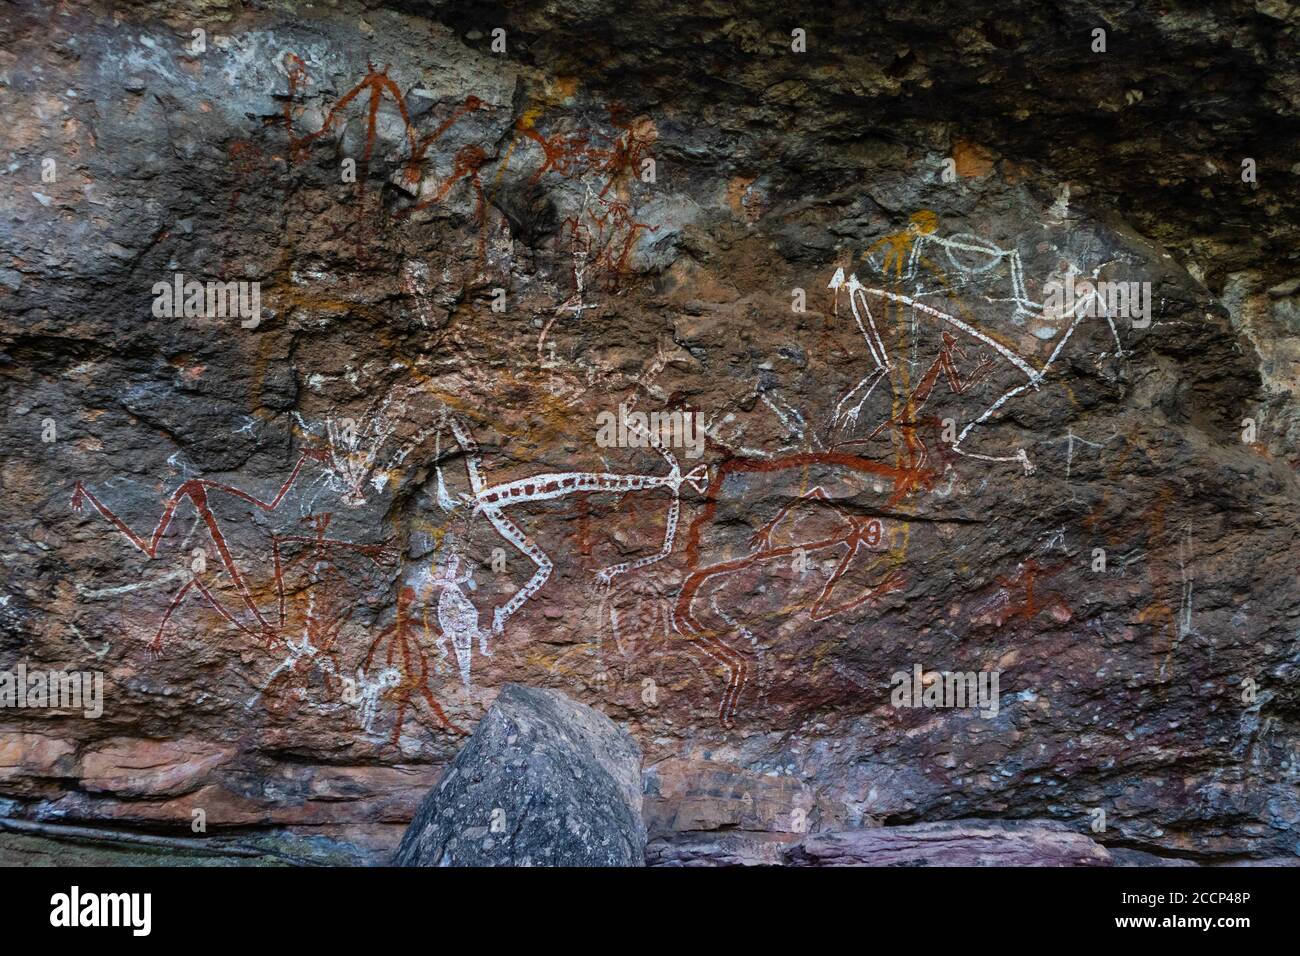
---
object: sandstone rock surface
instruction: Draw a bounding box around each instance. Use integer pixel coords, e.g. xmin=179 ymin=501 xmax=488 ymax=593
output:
xmin=648 ymin=820 xmax=1113 ymax=867
xmin=784 ymin=821 xmax=1113 ymax=867
xmin=0 ymin=0 xmax=1297 ymax=865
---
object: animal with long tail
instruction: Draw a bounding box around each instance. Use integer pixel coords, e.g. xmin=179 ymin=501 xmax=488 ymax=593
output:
xmin=674 ymin=448 xmax=932 ymax=727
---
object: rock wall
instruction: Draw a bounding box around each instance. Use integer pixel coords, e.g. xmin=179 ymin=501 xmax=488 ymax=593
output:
xmin=1 ymin=0 xmax=1297 ymax=864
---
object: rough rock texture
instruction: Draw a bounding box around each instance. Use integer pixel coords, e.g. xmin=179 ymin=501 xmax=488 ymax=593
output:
xmin=0 ymin=0 xmax=1298 ymax=865
xmin=787 ymin=821 xmax=1113 ymax=866
xmin=648 ymin=819 xmax=1113 ymax=866
xmin=394 ymin=684 xmax=644 ymax=866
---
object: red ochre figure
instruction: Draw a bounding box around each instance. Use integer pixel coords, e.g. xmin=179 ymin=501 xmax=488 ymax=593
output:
xmin=70 ymin=449 xmax=330 ymax=653
xmin=991 ymin=560 xmax=1070 ymax=627
xmin=675 ymin=449 xmax=932 ymax=726
xmin=67 ymin=451 xmax=384 ymax=660
xmin=362 ymin=585 xmax=466 ymax=741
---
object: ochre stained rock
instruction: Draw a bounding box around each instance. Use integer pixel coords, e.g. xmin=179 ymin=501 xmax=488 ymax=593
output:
xmin=0 ymin=0 xmax=1297 ymax=865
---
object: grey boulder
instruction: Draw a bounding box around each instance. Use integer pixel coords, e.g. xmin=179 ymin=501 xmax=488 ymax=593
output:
xmin=395 ymin=684 xmax=646 ymax=866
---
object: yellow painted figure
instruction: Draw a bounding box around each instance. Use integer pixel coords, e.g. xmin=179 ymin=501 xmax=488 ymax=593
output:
xmin=863 ymin=209 xmax=939 ymax=276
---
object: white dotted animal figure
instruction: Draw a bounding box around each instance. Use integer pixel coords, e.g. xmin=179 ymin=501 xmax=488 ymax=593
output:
xmin=437 ymin=413 xmax=708 ymax=636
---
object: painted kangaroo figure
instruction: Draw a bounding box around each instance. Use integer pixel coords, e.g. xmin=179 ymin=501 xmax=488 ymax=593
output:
xmin=674 ymin=448 xmax=932 ymax=727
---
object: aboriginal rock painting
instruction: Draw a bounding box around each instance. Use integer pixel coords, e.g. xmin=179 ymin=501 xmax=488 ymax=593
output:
xmin=280 ymin=55 xmax=491 ymax=257
xmin=71 ymin=448 xmax=341 ymax=653
xmin=63 ymin=55 xmax=1166 ymax=741
xmin=434 ymin=413 xmax=709 ymax=635
xmin=275 ymin=52 xmax=657 ymax=302
xmin=827 ymin=211 xmax=1126 ymax=474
